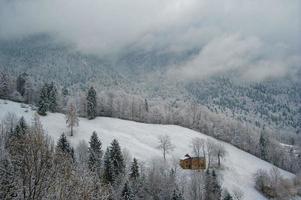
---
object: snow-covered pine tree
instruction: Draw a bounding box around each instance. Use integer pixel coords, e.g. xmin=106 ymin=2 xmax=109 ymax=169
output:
xmin=129 ymin=158 xmax=139 ymax=180
xmin=86 ymin=86 xmax=97 ymax=119
xmin=110 ymin=139 xmax=125 ymax=178
xmin=15 ymin=116 xmax=27 ymax=136
xmin=48 ymin=82 xmax=58 ymax=112
xmin=16 ymin=73 xmax=28 ymax=96
xmin=88 ymin=131 xmax=102 ymax=172
xmin=171 ymin=188 xmax=185 ymax=200
xmin=65 ymin=102 xmax=79 ymax=136
xmin=205 ymin=170 xmax=222 ymax=200
xmin=0 ymin=72 xmax=9 ymax=99
xmin=37 ymin=84 xmax=49 ymax=116
xmin=103 ymin=147 xmax=114 ymax=184
xmin=56 ymin=133 xmax=74 ymax=160
xmin=121 ymin=182 xmax=134 ymax=200
xmin=259 ymin=128 xmax=269 ymax=160
xmin=62 ymin=86 xmax=69 ymax=97
xmin=223 ymin=191 xmax=233 ymax=200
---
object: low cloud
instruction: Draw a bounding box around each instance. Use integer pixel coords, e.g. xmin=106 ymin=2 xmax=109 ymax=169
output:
xmin=0 ymin=0 xmax=300 ymax=80
xmin=168 ymin=34 xmax=300 ymax=81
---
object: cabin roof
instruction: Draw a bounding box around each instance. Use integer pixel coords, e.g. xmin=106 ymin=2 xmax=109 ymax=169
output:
xmin=181 ymin=155 xmax=205 ymax=160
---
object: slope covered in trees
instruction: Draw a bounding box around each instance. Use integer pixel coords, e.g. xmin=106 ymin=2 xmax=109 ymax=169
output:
xmin=1 ymin=34 xmax=300 ymax=137
xmin=0 ymin=99 xmax=298 ymax=200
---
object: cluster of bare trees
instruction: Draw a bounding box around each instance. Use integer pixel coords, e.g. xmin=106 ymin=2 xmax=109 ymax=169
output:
xmin=254 ymin=168 xmax=301 ymax=200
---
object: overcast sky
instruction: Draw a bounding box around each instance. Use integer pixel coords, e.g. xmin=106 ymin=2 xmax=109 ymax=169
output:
xmin=0 ymin=0 xmax=300 ymax=81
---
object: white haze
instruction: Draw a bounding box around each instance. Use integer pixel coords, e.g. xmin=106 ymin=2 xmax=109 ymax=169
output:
xmin=0 ymin=0 xmax=300 ymax=81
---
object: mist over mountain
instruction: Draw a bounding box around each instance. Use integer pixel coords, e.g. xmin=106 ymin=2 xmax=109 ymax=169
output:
xmin=0 ymin=34 xmax=300 ymax=135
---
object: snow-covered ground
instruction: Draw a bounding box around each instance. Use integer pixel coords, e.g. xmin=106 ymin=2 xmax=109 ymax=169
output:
xmin=0 ymin=99 xmax=296 ymax=200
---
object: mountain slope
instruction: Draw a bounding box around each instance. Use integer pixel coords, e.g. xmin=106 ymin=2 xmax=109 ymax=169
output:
xmin=1 ymin=35 xmax=300 ymax=134
xmin=0 ymin=99 xmax=295 ymax=200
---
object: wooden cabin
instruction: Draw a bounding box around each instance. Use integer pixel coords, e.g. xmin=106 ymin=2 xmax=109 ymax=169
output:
xmin=179 ymin=154 xmax=206 ymax=170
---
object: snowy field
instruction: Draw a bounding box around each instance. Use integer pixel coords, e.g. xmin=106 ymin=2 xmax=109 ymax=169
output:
xmin=0 ymin=99 xmax=296 ymax=200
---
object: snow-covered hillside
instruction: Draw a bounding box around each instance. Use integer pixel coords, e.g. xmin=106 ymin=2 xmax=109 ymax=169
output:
xmin=0 ymin=99 xmax=295 ymax=200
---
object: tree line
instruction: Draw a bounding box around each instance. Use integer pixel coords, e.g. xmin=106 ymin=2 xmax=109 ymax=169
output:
xmin=0 ymin=71 xmax=300 ymax=174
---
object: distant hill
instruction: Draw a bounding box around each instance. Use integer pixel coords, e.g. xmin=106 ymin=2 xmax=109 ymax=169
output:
xmin=0 ymin=34 xmax=300 ymax=134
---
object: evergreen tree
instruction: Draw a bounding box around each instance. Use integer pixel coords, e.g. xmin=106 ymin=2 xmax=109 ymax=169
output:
xmin=110 ymin=139 xmax=125 ymax=178
xmin=62 ymin=86 xmax=69 ymax=96
xmin=205 ymin=170 xmax=222 ymax=200
xmin=121 ymin=182 xmax=134 ymax=200
xmin=88 ymin=131 xmax=103 ymax=172
xmin=37 ymin=84 xmax=49 ymax=116
xmin=16 ymin=72 xmax=27 ymax=96
xmin=48 ymin=82 xmax=58 ymax=112
xmin=0 ymin=72 xmax=9 ymax=99
xmin=223 ymin=191 xmax=233 ymax=200
xmin=14 ymin=116 xmax=27 ymax=136
xmin=103 ymin=148 xmax=114 ymax=184
xmin=129 ymin=158 xmax=139 ymax=180
xmin=171 ymin=188 xmax=185 ymax=200
xmin=86 ymin=86 xmax=97 ymax=119
xmin=56 ymin=133 xmax=74 ymax=159
xmin=259 ymin=128 xmax=269 ymax=160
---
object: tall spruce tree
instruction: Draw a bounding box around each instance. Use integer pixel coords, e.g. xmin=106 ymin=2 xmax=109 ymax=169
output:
xmin=48 ymin=82 xmax=58 ymax=112
xmin=129 ymin=158 xmax=139 ymax=180
xmin=171 ymin=188 xmax=185 ymax=200
xmin=110 ymin=139 xmax=125 ymax=178
xmin=37 ymin=84 xmax=49 ymax=116
xmin=0 ymin=72 xmax=9 ymax=99
xmin=14 ymin=116 xmax=27 ymax=136
xmin=16 ymin=73 xmax=27 ymax=96
xmin=103 ymin=148 xmax=114 ymax=184
xmin=259 ymin=128 xmax=269 ymax=160
xmin=223 ymin=191 xmax=233 ymax=200
xmin=121 ymin=182 xmax=134 ymax=200
xmin=56 ymin=133 xmax=74 ymax=160
xmin=205 ymin=170 xmax=222 ymax=200
xmin=88 ymin=131 xmax=103 ymax=172
xmin=86 ymin=86 xmax=97 ymax=120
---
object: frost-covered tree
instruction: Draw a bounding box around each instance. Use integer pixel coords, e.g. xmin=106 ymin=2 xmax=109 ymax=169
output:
xmin=129 ymin=158 xmax=139 ymax=180
xmin=223 ymin=191 xmax=233 ymax=200
xmin=121 ymin=182 xmax=134 ymax=200
xmin=48 ymin=82 xmax=58 ymax=112
xmin=56 ymin=133 xmax=74 ymax=160
xmin=13 ymin=116 xmax=27 ymax=137
xmin=191 ymin=137 xmax=206 ymax=158
xmin=37 ymin=84 xmax=49 ymax=116
xmin=88 ymin=131 xmax=102 ymax=172
xmin=65 ymin=102 xmax=79 ymax=136
xmin=103 ymin=147 xmax=114 ymax=184
xmin=157 ymin=134 xmax=175 ymax=161
xmin=0 ymin=71 xmax=9 ymax=99
xmin=38 ymin=83 xmax=58 ymax=115
xmin=205 ymin=170 xmax=222 ymax=200
xmin=214 ymin=143 xmax=227 ymax=167
xmin=259 ymin=128 xmax=269 ymax=160
xmin=110 ymin=139 xmax=125 ymax=178
xmin=171 ymin=188 xmax=185 ymax=200
xmin=86 ymin=86 xmax=97 ymax=119
xmin=16 ymin=73 xmax=27 ymax=96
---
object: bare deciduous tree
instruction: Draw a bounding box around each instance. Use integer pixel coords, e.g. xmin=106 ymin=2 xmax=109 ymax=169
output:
xmin=214 ymin=143 xmax=227 ymax=167
xmin=191 ymin=137 xmax=206 ymax=158
xmin=157 ymin=134 xmax=175 ymax=161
